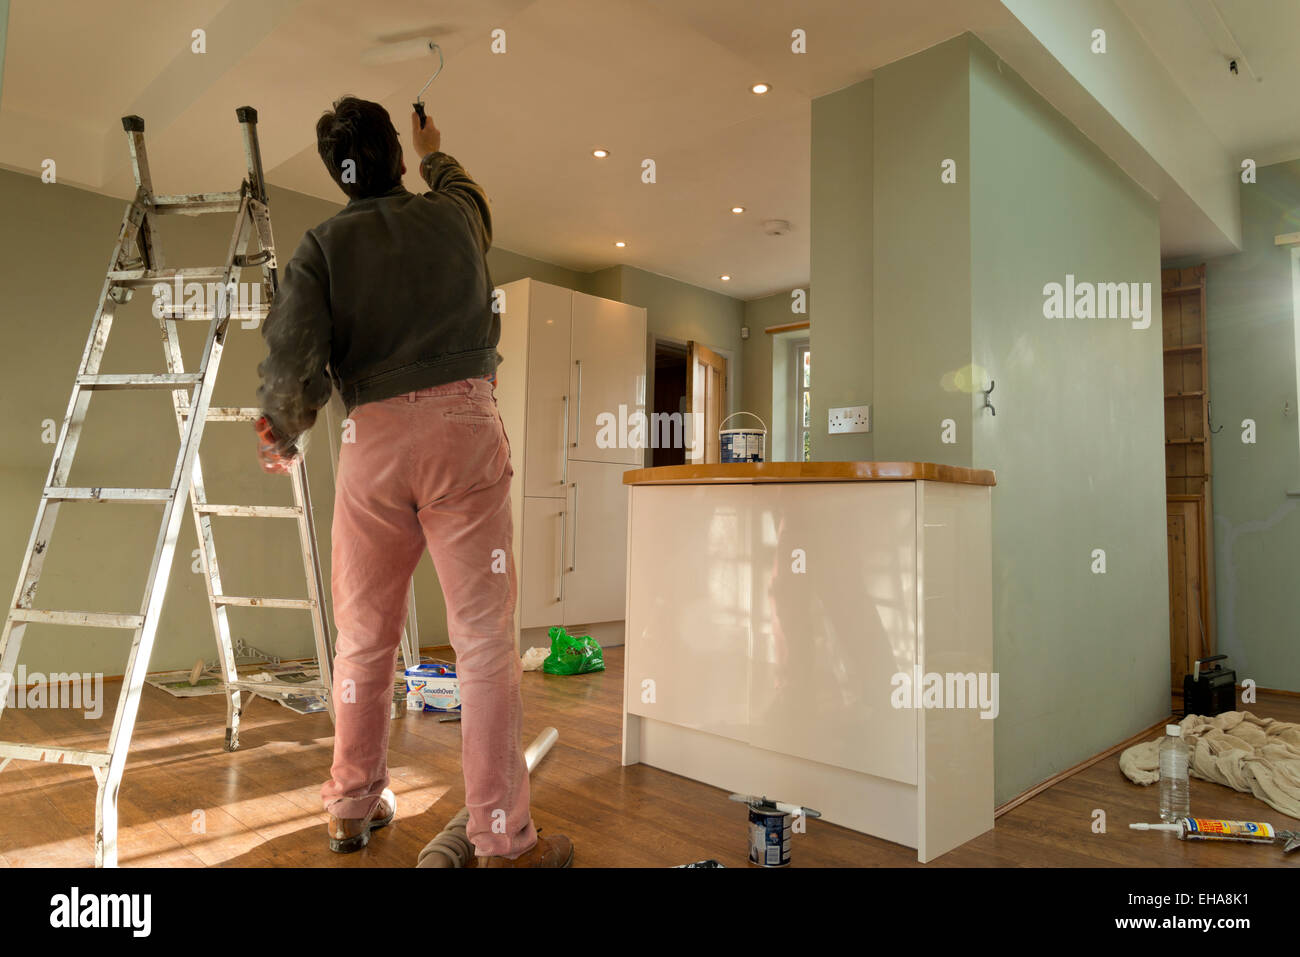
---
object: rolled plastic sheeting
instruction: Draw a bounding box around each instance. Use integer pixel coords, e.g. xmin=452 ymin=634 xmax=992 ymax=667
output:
xmin=415 ymin=727 xmax=559 ymax=868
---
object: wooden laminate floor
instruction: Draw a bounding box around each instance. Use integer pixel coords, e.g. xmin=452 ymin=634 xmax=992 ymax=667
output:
xmin=0 ymin=646 xmax=1296 ymax=867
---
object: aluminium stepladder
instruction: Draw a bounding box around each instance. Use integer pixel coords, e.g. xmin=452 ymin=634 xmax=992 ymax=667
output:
xmin=0 ymin=107 xmax=341 ymax=867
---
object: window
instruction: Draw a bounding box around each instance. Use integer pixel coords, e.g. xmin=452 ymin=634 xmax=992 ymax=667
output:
xmin=791 ymin=341 xmax=811 ymax=462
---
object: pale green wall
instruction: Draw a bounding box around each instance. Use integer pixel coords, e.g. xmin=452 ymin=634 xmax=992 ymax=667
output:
xmin=618 ymin=265 xmax=744 ymax=424
xmin=1169 ymin=161 xmax=1300 ymax=693
xmin=810 ymin=35 xmax=1170 ymax=804
xmin=578 ymin=265 xmax=622 ymax=302
xmin=967 ymin=38 xmax=1169 ymax=801
xmin=0 ymin=170 xmax=353 ymax=676
xmin=490 ymin=247 xmax=584 ymax=290
xmin=810 ymin=79 xmax=873 ymax=461
xmin=872 ymin=37 xmax=973 ymax=467
xmin=615 ymin=266 xmax=743 ymax=472
xmin=0 ymin=166 xmax=740 ymax=675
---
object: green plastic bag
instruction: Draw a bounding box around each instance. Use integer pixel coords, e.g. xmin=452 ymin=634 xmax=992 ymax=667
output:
xmin=542 ymin=626 xmax=605 ymax=675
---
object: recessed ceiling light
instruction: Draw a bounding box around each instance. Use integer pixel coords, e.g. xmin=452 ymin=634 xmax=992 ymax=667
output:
xmin=751 ymin=83 xmax=770 ymax=95
xmin=614 ymin=241 xmax=626 ymax=248
xmin=720 ymin=275 xmax=731 ymax=281
xmin=593 ymin=148 xmax=609 ymax=158
xmin=731 ymin=206 xmax=745 ymax=214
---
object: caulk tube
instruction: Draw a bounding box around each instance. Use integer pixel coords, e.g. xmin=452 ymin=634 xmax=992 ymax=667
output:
xmin=1130 ymin=818 xmax=1276 ymax=844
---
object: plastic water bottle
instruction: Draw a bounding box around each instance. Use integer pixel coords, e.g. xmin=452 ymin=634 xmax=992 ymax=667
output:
xmin=1158 ymin=724 xmax=1190 ymax=822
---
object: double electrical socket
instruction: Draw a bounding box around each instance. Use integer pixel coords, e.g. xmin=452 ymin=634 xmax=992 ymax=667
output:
xmin=828 ymin=405 xmax=871 ymax=434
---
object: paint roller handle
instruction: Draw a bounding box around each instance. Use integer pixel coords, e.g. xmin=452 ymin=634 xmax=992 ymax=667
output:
xmin=410 ymin=109 xmax=441 ymax=156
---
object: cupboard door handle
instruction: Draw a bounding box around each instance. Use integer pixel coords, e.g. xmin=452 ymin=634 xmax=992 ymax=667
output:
xmin=573 ymin=359 xmax=582 ymax=447
xmin=556 ymin=509 xmax=566 ymax=602
xmin=561 ymin=394 xmax=569 ymax=485
xmin=568 ymin=482 xmax=579 ymax=572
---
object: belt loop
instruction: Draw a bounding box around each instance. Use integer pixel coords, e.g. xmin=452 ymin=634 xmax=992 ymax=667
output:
xmin=407 ymin=391 xmax=417 ymax=403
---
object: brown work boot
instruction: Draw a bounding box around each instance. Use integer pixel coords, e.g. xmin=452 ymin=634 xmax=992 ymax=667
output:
xmin=327 ymin=788 xmax=396 ymax=853
xmin=478 ymin=833 xmax=574 ymax=868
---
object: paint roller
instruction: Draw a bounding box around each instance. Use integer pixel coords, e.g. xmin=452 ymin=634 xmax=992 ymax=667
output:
xmin=416 ymin=726 xmax=559 ymax=868
xmin=360 ymin=36 xmax=444 ymax=128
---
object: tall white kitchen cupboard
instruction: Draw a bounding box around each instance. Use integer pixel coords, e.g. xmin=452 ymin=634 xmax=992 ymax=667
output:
xmin=494 ymin=278 xmax=646 ymax=649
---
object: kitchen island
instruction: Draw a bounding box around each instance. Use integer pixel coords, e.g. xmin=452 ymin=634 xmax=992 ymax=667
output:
xmin=620 ymin=461 xmax=996 ymax=863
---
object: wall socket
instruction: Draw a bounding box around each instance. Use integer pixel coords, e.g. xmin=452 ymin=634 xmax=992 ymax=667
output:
xmin=828 ymin=405 xmax=871 ymax=434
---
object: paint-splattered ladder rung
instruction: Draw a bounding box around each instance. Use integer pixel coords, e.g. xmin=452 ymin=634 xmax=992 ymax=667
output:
xmin=181 ymin=406 xmax=261 ymax=422
xmin=194 ymin=504 xmax=301 ymax=518
xmin=227 ymin=678 xmax=328 ymax=694
xmin=43 ymin=487 xmax=174 ymax=504
xmin=151 ymin=192 xmax=244 ymax=216
xmin=0 ymin=742 xmax=111 ymax=767
xmin=7 ymin=609 xmax=145 ymax=629
xmin=76 ymin=373 xmax=201 ymax=390
xmin=159 ymin=304 xmax=270 ymax=321
xmin=106 ymin=267 xmax=227 ymax=287
xmin=210 ymin=596 xmax=314 ymax=610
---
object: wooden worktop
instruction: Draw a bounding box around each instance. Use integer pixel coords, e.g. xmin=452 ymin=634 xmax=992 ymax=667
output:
xmin=622 ymin=461 xmax=996 ymax=486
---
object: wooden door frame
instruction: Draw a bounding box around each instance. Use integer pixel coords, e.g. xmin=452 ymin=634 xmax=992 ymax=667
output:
xmin=686 ymin=339 xmax=730 ymax=464
xmin=790 ymin=337 xmax=811 ymax=462
xmin=650 ymin=334 xmax=734 ymax=465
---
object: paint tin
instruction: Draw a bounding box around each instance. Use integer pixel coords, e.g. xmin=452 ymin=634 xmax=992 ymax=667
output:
xmin=747 ymin=800 xmax=792 ymax=867
xmin=719 ymin=412 xmax=767 ymax=464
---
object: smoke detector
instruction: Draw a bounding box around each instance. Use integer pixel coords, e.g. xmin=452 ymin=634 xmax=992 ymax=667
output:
xmin=762 ymin=219 xmax=792 ymax=236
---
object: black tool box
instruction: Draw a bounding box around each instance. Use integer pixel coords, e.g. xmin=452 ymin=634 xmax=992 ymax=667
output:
xmin=1182 ymin=654 xmax=1237 ymax=717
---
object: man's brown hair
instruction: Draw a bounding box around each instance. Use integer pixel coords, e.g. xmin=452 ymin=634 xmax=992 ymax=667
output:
xmin=316 ymin=96 xmax=403 ymax=199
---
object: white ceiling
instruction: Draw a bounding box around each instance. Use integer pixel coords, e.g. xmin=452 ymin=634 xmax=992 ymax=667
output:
xmin=1 ymin=0 xmax=1296 ymax=299
xmin=1116 ymin=0 xmax=1300 ymax=168
xmin=0 ymin=0 xmax=990 ymax=300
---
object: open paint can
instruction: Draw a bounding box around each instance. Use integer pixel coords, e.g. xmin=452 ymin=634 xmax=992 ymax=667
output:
xmin=747 ymin=799 xmax=792 ymax=867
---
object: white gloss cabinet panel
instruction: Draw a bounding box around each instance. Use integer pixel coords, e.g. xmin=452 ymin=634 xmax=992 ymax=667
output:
xmin=916 ymin=481 xmax=994 ymax=863
xmin=569 ymin=291 xmax=646 ymax=466
xmin=496 ymin=278 xmax=647 ymax=645
xmin=748 ymin=482 xmax=919 ymax=784
xmin=625 ymin=485 xmax=750 ymax=741
xmin=562 ymin=460 xmax=630 ymax=626
xmin=519 ymin=496 xmax=565 ymax=629
xmin=521 ymin=281 xmax=572 ymax=499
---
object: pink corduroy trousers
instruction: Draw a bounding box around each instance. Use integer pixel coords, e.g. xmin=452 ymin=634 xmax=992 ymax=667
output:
xmin=319 ymin=377 xmax=536 ymax=859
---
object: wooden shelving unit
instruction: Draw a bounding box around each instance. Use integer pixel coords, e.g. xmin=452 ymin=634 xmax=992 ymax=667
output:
xmin=1161 ymin=264 xmax=1215 ymax=690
